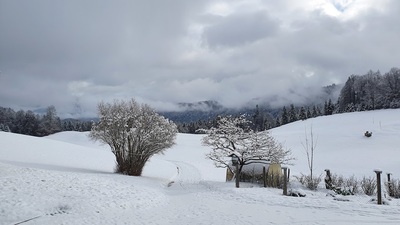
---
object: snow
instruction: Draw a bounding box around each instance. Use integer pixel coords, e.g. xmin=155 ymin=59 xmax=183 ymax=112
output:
xmin=1 ymin=109 xmax=400 ymax=224
xmin=271 ymin=109 xmax=400 ymax=178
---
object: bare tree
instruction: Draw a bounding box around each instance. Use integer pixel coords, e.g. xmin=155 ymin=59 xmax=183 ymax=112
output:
xmin=303 ymin=126 xmax=317 ymax=179
xmin=89 ymin=99 xmax=177 ymax=176
xmin=201 ymin=115 xmax=293 ymax=174
xmin=300 ymin=125 xmax=321 ymax=190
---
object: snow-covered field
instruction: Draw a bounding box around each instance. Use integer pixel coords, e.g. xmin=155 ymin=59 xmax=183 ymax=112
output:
xmin=1 ymin=109 xmax=400 ymax=225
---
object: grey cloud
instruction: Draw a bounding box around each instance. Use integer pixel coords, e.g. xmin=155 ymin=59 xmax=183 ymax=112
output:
xmin=203 ymin=10 xmax=279 ymax=48
xmin=279 ymin=7 xmax=400 ymax=79
xmin=0 ymin=0 xmax=399 ymax=116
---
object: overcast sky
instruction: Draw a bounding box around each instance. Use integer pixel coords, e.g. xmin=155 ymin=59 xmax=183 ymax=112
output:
xmin=1 ymin=0 xmax=399 ymax=117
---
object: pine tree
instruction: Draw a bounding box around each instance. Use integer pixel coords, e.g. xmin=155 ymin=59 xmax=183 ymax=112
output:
xmin=311 ymin=105 xmax=318 ymax=118
xmin=275 ymin=117 xmax=281 ymax=127
xmin=384 ymin=68 xmax=400 ymax=108
xmin=24 ymin=110 xmax=39 ymax=136
xmin=252 ymin=105 xmax=264 ymax=131
xmin=281 ymin=106 xmax=288 ymax=125
xmin=337 ymin=76 xmax=357 ymax=113
xmin=306 ymin=107 xmax=311 ymax=119
xmin=299 ymin=107 xmax=307 ymax=120
xmin=288 ymin=104 xmax=298 ymax=122
xmin=324 ymin=100 xmax=334 ymax=115
xmin=38 ymin=106 xmax=62 ymax=136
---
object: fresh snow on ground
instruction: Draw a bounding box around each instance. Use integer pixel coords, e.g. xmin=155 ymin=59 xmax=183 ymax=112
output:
xmin=1 ymin=109 xmax=400 ymax=224
xmin=272 ymin=109 xmax=400 ymax=177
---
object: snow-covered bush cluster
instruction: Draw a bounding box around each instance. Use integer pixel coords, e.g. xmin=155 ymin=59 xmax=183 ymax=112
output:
xmin=295 ymin=174 xmax=321 ymax=190
xmin=89 ymin=99 xmax=178 ymax=176
xmin=327 ymin=174 xmax=360 ymax=195
xmin=360 ymin=176 xmax=377 ymax=196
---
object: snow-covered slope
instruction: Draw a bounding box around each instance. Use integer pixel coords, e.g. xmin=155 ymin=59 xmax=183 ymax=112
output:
xmin=272 ymin=109 xmax=400 ymax=177
xmin=1 ymin=109 xmax=400 ymax=225
xmin=0 ymin=132 xmax=115 ymax=173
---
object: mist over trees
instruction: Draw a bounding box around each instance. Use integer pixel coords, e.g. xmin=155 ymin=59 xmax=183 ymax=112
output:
xmin=2 ymin=68 xmax=400 ymax=136
xmin=176 ymin=68 xmax=400 ymax=133
xmin=337 ymin=68 xmax=400 ymax=112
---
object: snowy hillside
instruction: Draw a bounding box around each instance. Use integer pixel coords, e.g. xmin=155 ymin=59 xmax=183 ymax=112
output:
xmin=272 ymin=109 xmax=400 ymax=177
xmin=1 ymin=109 xmax=400 ymax=224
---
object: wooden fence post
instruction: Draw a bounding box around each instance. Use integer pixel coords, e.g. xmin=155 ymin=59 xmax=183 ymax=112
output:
xmin=235 ymin=163 xmax=240 ymax=188
xmin=282 ymin=167 xmax=288 ymax=196
xmin=374 ymin=170 xmax=382 ymax=205
xmin=263 ymin=166 xmax=267 ymax=188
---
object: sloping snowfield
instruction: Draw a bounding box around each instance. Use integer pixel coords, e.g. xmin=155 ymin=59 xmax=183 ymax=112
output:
xmin=1 ymin=109 xmax=400 ymax=225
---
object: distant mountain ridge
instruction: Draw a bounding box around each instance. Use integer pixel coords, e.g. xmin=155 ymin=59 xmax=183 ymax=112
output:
xmin=161 ymin=100 xmax=231 ymax=123
xmin=160 ymin=84 xmax=341 ymax=123
xmin=176 ymin=100 xmax=224 ymax=112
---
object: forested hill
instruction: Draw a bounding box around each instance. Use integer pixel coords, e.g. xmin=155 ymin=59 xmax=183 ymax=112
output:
xmin=0 ymin=106 xmax=92 ymax=136
xmin=169 ymin=67 xmax=400 ymax=133
xmin=337 ymin=68 xmax=400 ymax=112
xmin=1 ymin=68 xmax=399 ymax=135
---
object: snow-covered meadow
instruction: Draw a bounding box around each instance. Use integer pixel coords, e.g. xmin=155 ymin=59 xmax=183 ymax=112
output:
xmin=1 ymin=109 xmax=400 ymax=224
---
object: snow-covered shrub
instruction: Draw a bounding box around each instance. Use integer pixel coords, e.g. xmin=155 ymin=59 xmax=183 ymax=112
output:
xmin=331 ymin=174 xmax=344 ymax=188
xmin=386 ymin=179 xmax=400 ymax=198
xmin=361 ymin=176 xmax=376 ymax=196
xmin=201 ymin=115 xmax=294 ymax=172
xmin=345 ymin=175 xmax=360 ymax=194
xmin=288 ymin=189 xmax=306 ymax=197
xmin=90 ymin=99 xmax=178 ymax=176
xmin=329 ymin=174 xmax=359 ymax=195
xmin=295 ymin=173 xmax=321 ymax=190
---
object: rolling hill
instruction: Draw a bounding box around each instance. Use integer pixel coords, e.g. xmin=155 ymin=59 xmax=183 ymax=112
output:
xmin=0 ymin=109 xmax=399 ymax=224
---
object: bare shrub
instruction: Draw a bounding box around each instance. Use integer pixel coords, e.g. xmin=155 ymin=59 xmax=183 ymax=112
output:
xmin=386 ymin=179 xmax=400 ymax=198
xmin=296 ymin=173 xmax=322 ymax=190
xmin=361 ymin=176 xmax=376 ymax=196
xmin=328 ymin=173 xmax=359 ymax=195
xmin=331 ymin=174 xmax=344 ymax=188
xmin=344 ymin=175 xmax=359 ymax=194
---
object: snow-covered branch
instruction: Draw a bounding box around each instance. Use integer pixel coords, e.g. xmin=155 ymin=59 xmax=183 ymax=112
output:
xmin=202 ymin=115 xmax=294 ymax=170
